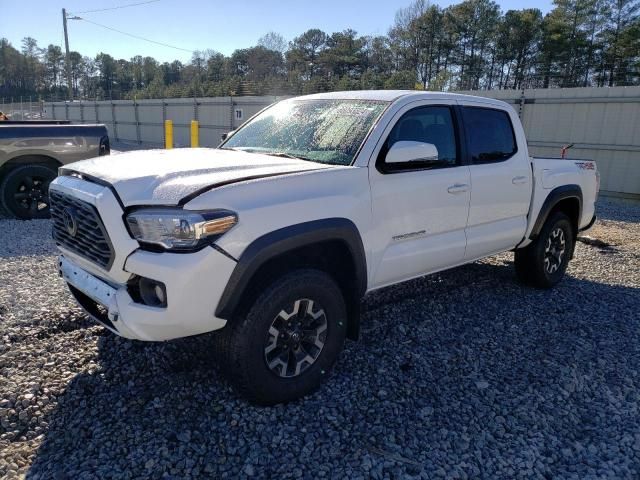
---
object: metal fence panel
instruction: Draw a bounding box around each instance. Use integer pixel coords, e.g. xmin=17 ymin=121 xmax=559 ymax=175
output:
xmin=38 ymin=88 xmax=640 ymax=196
xmin=1 ymin=99 xmax=44 ymax=119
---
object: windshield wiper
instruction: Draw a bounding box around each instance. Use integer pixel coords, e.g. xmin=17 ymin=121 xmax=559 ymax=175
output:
xmin=265 ymin=152 xmax=316 ymax=162
xmin=221 ymin=148 xmax=317 ymax=163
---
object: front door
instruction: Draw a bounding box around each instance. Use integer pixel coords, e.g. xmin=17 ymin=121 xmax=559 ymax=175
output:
xmin=368 ymin=102 xmax=471 ymax=289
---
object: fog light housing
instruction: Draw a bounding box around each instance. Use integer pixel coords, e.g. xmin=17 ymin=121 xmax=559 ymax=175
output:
xmin=131 ymin=276 xmax=167 ymax=308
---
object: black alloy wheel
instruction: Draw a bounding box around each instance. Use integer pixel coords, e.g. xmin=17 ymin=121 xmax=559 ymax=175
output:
xmin=0 ymin=165 xmax=57 ymax=219
xmin=264 ymin=298 xmax=328 ymax=378
xmin=543 ymin=226 xmax=567 ymax=275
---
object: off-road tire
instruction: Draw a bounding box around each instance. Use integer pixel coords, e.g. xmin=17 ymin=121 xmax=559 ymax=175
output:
xmin=220 ymin=269 xmax=347 ymax=405
xmin=515 ymin=211 xmax=575 ymax=288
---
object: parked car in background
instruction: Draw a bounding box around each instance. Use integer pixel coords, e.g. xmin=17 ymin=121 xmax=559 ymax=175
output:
xmin=0 ymin=121 xmax=109 ymax=219
xmin=49 ymin=91 xmax=598 ymax=404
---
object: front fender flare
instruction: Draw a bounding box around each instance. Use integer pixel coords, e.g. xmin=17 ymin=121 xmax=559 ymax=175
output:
xmin=215 ymin=218 xmax=367 ymax=326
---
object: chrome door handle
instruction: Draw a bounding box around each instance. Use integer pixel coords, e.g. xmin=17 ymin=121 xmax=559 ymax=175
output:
xmin=512 ymin=175 xmax=528 ymax=185
xmin=447 ymin=183 xmax=470 ymax=194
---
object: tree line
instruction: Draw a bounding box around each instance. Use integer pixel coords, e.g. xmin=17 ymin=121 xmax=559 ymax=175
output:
xmin=1 ymin=0 xmax=638 ymax=101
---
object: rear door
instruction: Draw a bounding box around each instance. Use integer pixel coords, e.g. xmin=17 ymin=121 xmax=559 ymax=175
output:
xmin=368 ymin=101 xmax=470 ymax=288
xmin=460 ymin=103 xmax=532 ymax=260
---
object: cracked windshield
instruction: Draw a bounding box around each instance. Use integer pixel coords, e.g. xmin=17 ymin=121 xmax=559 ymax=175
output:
xmin=222 ymin=99 xmax=388 ymax=165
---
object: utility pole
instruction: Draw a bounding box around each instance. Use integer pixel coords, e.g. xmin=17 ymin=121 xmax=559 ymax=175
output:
xmin=62 ymin=8 xmax=73 ymax=100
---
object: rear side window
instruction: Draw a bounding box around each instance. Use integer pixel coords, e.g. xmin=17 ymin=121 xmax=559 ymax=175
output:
xmin=462 ymin=107 xmax=517 ymax=164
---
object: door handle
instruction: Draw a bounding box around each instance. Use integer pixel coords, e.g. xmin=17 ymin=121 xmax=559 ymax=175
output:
xmin=512 ymin=175 xmax=528 ymax=185
xmin=447 ymin=183 xmax=470 ymax=194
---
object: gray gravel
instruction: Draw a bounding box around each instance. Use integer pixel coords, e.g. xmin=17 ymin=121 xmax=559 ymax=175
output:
xmin=1 ymin=197 xmax=639 ymax=479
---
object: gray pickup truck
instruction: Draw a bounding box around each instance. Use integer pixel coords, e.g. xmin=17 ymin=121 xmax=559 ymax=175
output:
xmin=0 ymin=121 xmax=109 ymax=219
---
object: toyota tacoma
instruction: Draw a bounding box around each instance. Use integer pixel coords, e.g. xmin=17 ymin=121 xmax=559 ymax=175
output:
xmin=49 ymin=91 xmax=598 ymax=404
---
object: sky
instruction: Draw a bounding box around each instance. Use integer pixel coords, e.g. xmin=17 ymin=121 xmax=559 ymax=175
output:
xmin=1 ymin=0 xmax=555 ymax=64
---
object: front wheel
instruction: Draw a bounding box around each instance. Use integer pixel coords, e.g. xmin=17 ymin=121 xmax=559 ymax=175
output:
xmin=0 ymin=165 xmax=57 ymax=219
xmin=221 ymin=269 xmax=347 ymax=405
xmin=515 ymin=211 xmax=575 ymax=288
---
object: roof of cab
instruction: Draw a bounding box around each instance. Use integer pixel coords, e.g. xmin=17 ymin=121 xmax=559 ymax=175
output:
xmin=294 ymin=89 xmax=510 ymax=108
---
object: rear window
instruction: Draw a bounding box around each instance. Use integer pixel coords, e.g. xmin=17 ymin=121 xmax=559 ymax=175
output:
xmin=462 ymin=107 xmax=517 ymax=164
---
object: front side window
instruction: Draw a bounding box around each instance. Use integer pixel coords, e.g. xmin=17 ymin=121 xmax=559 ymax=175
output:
xmin=222 ymin=99 xmax=388 ymax=166
xmin=379 ymin=105 xmax=459 ymax=171
xmin=462 ymin=107 xmax=517 ymax=164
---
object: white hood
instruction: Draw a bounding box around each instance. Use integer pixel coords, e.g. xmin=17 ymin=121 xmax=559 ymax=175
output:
xmin=63 ymin=148 xmax=329 ymax=206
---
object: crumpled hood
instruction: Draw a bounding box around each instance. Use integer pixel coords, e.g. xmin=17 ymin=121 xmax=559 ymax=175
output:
xmin=63 ymin=148 xmax=329 ymax=206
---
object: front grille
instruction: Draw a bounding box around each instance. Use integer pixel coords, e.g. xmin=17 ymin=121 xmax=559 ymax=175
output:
xmin=50 ymin=190 xmax=115 ymax=269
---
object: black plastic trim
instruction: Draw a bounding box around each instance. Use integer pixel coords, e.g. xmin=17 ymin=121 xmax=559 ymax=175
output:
xmin=453 ymin=105 xmax=470 ymax=166
xmin=530 ymin=184 xmax=583 ymax=240
xmin=215 ymin=218 xmax=367 ymax=320
xmin=579 ymin=214 xmax=597 ymax=232
xmin=67 ymin=284 xmax=117 ymax=331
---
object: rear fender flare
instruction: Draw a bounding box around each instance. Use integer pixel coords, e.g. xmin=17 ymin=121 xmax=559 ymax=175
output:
xmin=529 ymin=184 xmax=582 ymax=240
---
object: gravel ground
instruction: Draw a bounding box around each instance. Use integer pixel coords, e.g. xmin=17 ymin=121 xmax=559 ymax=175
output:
xmin=1 ymin=197 xmax=639 ymax=479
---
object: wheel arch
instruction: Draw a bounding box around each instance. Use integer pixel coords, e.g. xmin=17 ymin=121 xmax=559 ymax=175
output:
xmin=0 ymin=154 xmax=62 ymax=177
xmin=530 ymin=184 xmax=582 ymax=240
xmin=215 ymin=218 xmax=367 ymax=340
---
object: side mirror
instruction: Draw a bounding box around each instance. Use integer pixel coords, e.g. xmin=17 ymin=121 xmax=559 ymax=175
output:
xmin=386 ymin=141 xmax=439 ymax=164
xmin=221 ymin=130 xmax=235 ymax=141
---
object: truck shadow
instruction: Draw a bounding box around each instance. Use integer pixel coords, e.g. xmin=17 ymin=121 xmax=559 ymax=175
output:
xmin=25 ymin=259 xmax=640 ymax=478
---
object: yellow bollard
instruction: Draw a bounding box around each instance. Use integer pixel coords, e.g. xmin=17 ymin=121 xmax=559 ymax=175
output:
xmin=164 ymin=119 xmax=173 ymax=149
xmin=190 ymin=120 xmax=199 ymax=148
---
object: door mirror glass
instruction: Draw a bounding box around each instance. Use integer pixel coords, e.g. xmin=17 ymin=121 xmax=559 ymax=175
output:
xmin=386 ymin=141 xmax=439 ymax=164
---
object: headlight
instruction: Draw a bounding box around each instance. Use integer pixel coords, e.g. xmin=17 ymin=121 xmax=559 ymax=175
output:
xmin=126 ymin=208 xmax=237 ymax=251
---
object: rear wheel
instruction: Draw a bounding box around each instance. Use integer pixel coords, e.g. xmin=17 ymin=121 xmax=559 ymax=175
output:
xmin=0 ymin=165 xmax=57 ymax=219
xmin=219 ymin=269 xmax=347 ymax=405
xmin=515 ymin=211 xmax=575 ymax=288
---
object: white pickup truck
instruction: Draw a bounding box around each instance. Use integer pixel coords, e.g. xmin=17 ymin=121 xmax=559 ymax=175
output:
xmin=49 ymin=91 xmax=598 ymax=404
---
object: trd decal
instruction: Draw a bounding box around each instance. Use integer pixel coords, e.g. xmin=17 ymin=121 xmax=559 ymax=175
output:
xmin=392 ymin=230 xmax=426 ymax=241
xmin=575 ymin=162 xmax=595 ymax=170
